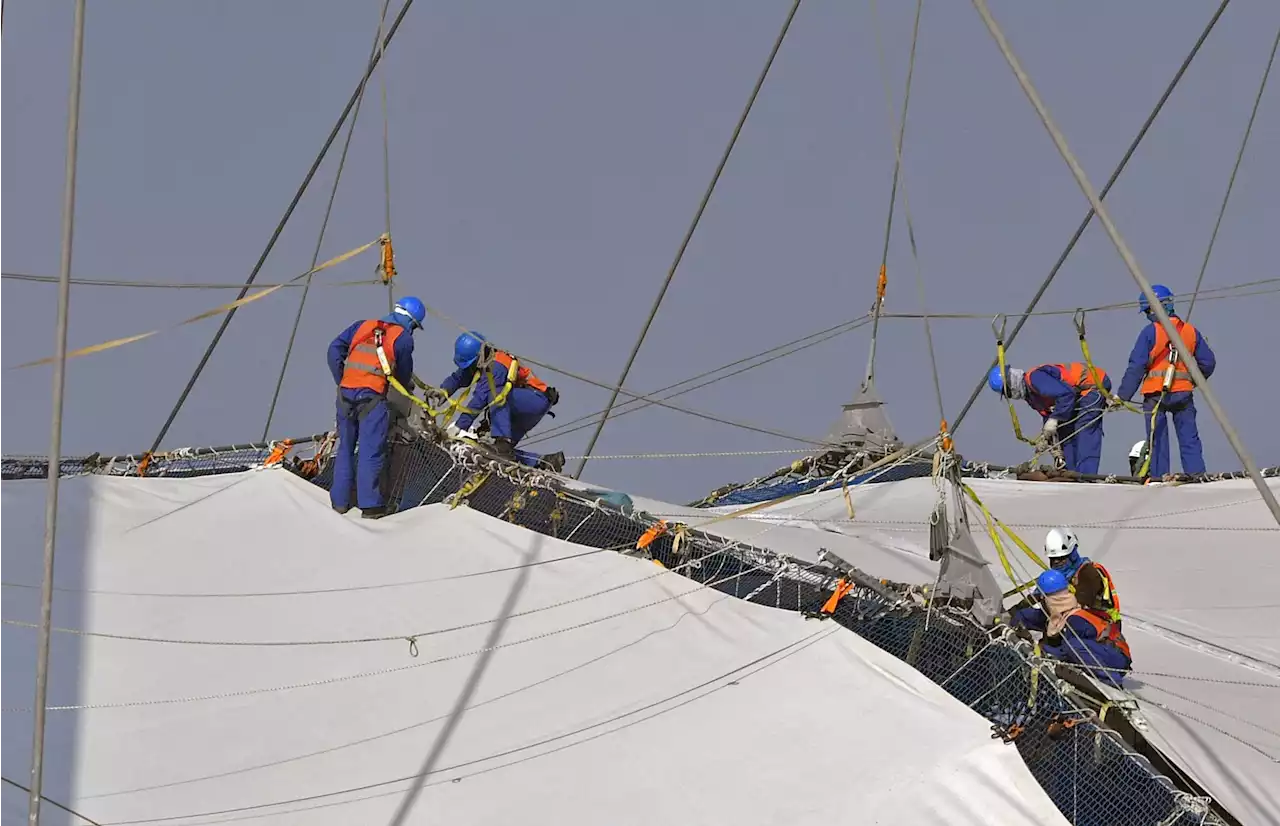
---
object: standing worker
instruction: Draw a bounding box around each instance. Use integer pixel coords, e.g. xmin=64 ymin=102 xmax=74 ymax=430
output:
xmin=1114 ymin=285 xmax=1216 ymax=479
xmin=987 ymin=362 xmax=1111 ymax=474
xmin=327 ymin=297 xmax=427 ymax=518
xmin=441 ymin=331 xmax=559 ymax=464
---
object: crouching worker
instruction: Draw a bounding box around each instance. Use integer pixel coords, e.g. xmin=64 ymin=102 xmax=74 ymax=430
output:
xmin=1013 ymin=570 xmax=1131 ymax=688
xmin=441 ymin=331 xmax=559 ymax=465
xmin=988 ymin=362 xmax=1110 ymax=474
xmin=327 ymin=297 xmax=427 ymax=518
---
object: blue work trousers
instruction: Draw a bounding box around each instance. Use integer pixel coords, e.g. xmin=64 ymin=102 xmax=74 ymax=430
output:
xmin=490 ymin=386 xmax=550 ymax=446
xmin=1143 ymin=391 xmax=1204 ymax=476
xmin=1042 ymin=638 xmax=1130 ymax=688
xmin=331 ymin=388 xmax=390 ymax=510
xmin=1057 ymin=391 xmax=1105 ymax=475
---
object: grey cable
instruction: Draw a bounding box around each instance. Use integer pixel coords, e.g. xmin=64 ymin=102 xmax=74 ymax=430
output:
xmin=28 ymin=2 xmax=85 ymax=822
xmin=525 ymin=316 xmax=871 ymax=446
xmin=262 ymin=0 xmax=393 ymax=441
xmin=870 ymin=0 xmax=944 ymax=425
xmin=1 ymin=272 xmax=379 ymax=289
xmin=948 ymin=0 xmax=1232 ymax=437
xmin=3 ymin=777 xmax=102 ymax=826
xmin=377 ymin=2 xmax=395 ymax=314
xmin=521 ymin=353 xmax=838 ymax=448
xmin=572 ymin=0 xmax=804 ymax=479
xmin=970 ymin=0 xmax=1280 ymax=528
xmin=146 ymin=0 xmax=416 ymax=458
xmin=1187 ymin=24 xmax=1279 ymax=321
xmin=525 ymin=314 xmax=871 ymax=445
xmin=861 ymin=0 xmax=908 ymax=391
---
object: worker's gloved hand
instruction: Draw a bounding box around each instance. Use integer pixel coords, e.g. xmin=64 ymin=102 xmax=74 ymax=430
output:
xmin=1105 ymin=397 xmax=1126 ymax=413
xmin=1041 ymin=418 xmax=1059 ymax=438
xmin=425 ymin=388 xmax=449 ymax=411
xmin=544 ymin=386 xmax=560 ymax=407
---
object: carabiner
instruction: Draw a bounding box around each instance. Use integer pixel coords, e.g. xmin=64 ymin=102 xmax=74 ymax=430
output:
xmin=991 ymin=314 xmax=1008 ymax=343
xmin=1072 ymin=308 xmax=1087 ymax=340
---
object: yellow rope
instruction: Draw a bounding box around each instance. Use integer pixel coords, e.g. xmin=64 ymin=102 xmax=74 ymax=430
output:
xmin=12 ymin=237 xmax=381 ymax=369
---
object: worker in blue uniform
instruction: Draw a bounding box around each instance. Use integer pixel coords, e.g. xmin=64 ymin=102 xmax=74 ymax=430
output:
xmin=1114 ymin=285 xmax=1216 ymax=478
xmin=440 ymin=331 xmax=559 ymax=466
xmin=327 ymin=297 xmax=426 ymax=518
xmin=988 ymin=362 xmax=1111 ymax=474
xmin=1012 ymin=569 xmax=1132 ymax=688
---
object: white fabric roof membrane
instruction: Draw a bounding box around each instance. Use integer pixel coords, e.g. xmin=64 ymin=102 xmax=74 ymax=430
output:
xmin=640 ymin=475 xmax=1280 ymax=826
xmin=1 ymin=470 xmax=1067 ymax=826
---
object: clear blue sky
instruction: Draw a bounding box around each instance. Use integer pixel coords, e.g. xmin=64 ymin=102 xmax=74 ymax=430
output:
xmin=3 ymin=1 xmax=1277 ymax=502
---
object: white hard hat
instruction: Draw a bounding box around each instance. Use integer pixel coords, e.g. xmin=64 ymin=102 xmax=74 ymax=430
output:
xmin=1044 ymin=526 xmax=1080 ymax=559
xmin=1129 ymin=440 xmax=1147 ymax=459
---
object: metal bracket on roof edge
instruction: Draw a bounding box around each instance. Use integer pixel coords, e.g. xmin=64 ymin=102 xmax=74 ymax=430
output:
xmin=816 ymin=548 xmax=901 ymax=604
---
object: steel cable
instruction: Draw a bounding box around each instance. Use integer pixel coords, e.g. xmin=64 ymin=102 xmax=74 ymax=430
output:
xmin=573 ymin=0 xmax=805 ymax=479
xmin=262 ymin=0 xmax=394 ymax=441
xmin=146 ymin=0 xmax=417 ymax=457
xmin=1187 ymin=23 xmax=1279 ymax=320
xmin=948 ymin=0 xmax=1233 ymax=438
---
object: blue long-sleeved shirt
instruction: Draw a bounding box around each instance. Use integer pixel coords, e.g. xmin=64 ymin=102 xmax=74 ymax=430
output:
xmin=1024 ymin=365 xmax=1111 ymax=421
xmin=1012 ymin=605 xmax=1107 ymax=645
xmin=327 ymin=314 xmax=415 ymax=390
xmin=1116 ymin=319 xmax=1216 ymax=401
xmin=441 ymin=359 xmax=515 ymax=430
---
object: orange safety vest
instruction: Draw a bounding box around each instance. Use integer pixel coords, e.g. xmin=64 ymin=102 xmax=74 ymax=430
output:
xmin=1026 ymin=362 xmax=1108 ymax=416
xmin=340 ymin=320 xmax=403 ymax=394
xmin=1069 ymin=608 xmax=1132 ymax=662
xmin=1028 ymin=362 xmax=1108 ymax=393
xmin=1141 ymin=319 xmax=1198 ymax=395
xmin=1074 ymin=561 xmax=1121 ymax=624
xmin=493 ymin=351 xmax=548 ymax=394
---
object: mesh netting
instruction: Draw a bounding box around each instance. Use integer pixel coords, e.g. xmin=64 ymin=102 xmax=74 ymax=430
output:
xmin=307 ymin=433 xmax=1219 ymax=826
xmin=1 ymin=431 xmax=1233 ymax=824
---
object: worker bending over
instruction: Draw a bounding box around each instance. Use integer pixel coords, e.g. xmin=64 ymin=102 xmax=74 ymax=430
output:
xmin=441 ymin=331 xmax=559 ymax=464
xmin=1013 ymin=569 xmax=1131 ymax=687
xmin=1114 ymin=284 xmax=1216 ymax=478
xmin=988 ymin=362 xmax=1111 ymax=474
xmin=1043 ymin=527 xmax=1120 ymax=623
xmin=327 ymin=297 xmax=427 ymax=518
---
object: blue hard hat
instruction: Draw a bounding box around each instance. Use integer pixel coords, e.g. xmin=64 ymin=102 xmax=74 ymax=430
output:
xmin=987 ymin=365 xmax=1005 ymax=395
xmin=1036 ymin=569 xmax=1069 ymax=595
xmin=453 ymin=331 xmax=488 ymax=369
xmin=393 ymin=296 xmax=426 ymax=329
xmin=1138 ymin=284 xmax=1175 ymax=316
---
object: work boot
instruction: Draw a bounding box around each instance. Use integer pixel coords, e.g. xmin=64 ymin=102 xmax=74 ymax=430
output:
xmin=360 ymin=506 xmax=389 ymax=520
xmin=537 ymin=451 xmax=566 ymax=474
xmin=492 ymin=438 xmax=516 ymax=461
xmin=333 ymin=504 xmax=351 ymax=515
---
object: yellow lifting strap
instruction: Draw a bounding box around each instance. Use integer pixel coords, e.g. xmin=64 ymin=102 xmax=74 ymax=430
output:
xmin=1072 ymin=309 xmax=1139 ymax=413
xmin=962 ymin=484 xmax=1049 ymax=598
xmin=1070 ymin=307 xmax=1162 ymax=476
xmin=13 ymin=237 xmax=381 ymax=370
xmin=371 ymin=332 xmax=474 ymax=420
xmin=992 ymin=315 xmax=1037 ymax=445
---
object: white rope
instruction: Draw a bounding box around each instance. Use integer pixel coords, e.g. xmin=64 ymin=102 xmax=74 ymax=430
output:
xmin=0 ymin=559 xmax=773 ymax=713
